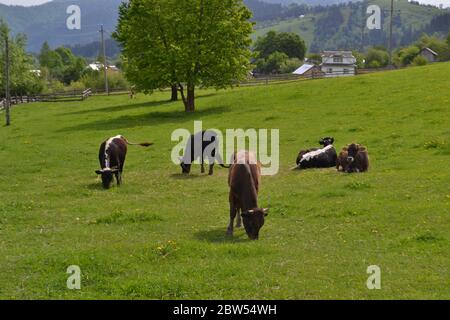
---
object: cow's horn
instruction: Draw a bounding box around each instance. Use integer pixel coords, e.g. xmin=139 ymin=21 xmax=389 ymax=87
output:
xmin=247 ymin=210 xmax=255 ymax=213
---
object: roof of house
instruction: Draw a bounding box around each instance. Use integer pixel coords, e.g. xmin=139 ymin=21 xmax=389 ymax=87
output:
xmin=421 ymin=47 xmax=438 ymax=56
xmin=322 ymin=51 xmax=355 ymax=58
xmin=292 ymin=64 xmax=316 ymax=75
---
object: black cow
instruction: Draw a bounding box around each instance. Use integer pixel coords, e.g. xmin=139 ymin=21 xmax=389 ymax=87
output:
xmin=180 ymin=130 xmax=229 ymax=175
xmin=96 ymin=135 xmax=153 ymax=189
xmin=293 ymin=137 xmax=337 ymax=170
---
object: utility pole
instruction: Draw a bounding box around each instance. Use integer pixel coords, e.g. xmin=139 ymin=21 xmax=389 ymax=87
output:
xmin=388 ymin=0 xmax=394 ymax=65
xmin=4 ymin=35 xmax=10 ymax=126
xmin=100 ymin=24 xmax=109 ymax=95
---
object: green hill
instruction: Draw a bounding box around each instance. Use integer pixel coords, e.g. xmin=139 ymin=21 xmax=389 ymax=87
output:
xmin=254 ymin=0 xmax=447 ymax=52
xmin=0 ymin=63 xmax=449 ymax=299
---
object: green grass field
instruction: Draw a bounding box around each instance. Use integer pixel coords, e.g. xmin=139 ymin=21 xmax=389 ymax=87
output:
xmin=1 ymin=63 xmax=449 ymax=299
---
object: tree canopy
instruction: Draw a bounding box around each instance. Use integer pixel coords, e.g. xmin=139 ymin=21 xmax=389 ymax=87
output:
xmin=254 ymin=31 xmax=306 ymax=60
xmin=39 ymin=42 xmax=86 ymax=85
xmin=0 ymin=20 xmax=43 ymax=96
xmin=114 ymin=0 xmax=254 ymax=112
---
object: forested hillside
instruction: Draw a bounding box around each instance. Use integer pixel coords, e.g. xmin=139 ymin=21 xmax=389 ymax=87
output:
xmin=254 ymin=0 xmax=449 ymax=52
xmin=0 ymin=0 xmax=448 ymax=54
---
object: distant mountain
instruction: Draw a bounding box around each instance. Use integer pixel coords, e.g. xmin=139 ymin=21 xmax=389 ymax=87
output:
xmin=0 ymin=0 xmax=122 ymax=52
xmin=0 ymin=0 xmax=448 ymax=55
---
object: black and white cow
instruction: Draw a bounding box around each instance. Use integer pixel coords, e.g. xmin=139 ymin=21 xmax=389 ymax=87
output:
xmin=96 ymin=135 xmax=153 ymax=189
xmin=180 ymin=130 xmax=229 ymax=175
xmin=293 ymin=137 xmax=337 ymax=170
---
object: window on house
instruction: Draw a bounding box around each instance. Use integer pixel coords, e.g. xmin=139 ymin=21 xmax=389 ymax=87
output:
xmin=327 ymin=68 xmax=333 ymax=74
xmin=343 ymin=69 xmax=349 ymax=74
xmin=333 ymin=56 xmax=343 ymax=63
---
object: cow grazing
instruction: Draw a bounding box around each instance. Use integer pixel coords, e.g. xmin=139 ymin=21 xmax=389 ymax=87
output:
xmin=336 ymin=147 xmax=350 ymax=172
xmin=227 ymin=151 xmax=268 ymax=240
xmin=293 ymin=137 xmax=337 ymax=170
xmin=180 ymin=130 xmax=228 ymax=175
xmin=346 ymin=143 xmax=369 ymax=173
xmin=96 ymin=135 xmax=153 ymax=189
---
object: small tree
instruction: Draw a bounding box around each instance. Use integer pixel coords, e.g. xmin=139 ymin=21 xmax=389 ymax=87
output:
xmin=114 ymin=0 xmax=253 ymax=112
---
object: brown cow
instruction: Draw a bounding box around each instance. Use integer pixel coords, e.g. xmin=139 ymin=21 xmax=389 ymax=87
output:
xmin=227 ymin=151 xmax=268 ymax=240
xmin=346 ymin=143 xmax=369 ymax=173
xmin=336 ymin=147 xmax=350 ymax=172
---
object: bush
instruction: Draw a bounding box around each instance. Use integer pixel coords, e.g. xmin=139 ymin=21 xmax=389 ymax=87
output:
xmin=80 ymin=70 xmax=128 ymax=91
xmin=394 ymin=46 xmax=420 ymax=67
xmin=256 ymin=51 xmax=289 ymax=74
xmin=280 ymin=58 xmax=302 ymax=74
xmin=365 ymin=48 xmax=390 ymax=68
xmin=411 ymin=55 xmax=428 ymax=66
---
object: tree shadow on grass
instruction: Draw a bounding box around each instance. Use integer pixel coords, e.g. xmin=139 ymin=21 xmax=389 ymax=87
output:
xmin=64 ymin=100 xmax=174 ymax=116
xmin=58 ymin=105 xmax=231 ymax=132
xmin=63 ymin=92 xmax=220 ymax=116
xmin=194 ymin=227 xmax=250 ymax=243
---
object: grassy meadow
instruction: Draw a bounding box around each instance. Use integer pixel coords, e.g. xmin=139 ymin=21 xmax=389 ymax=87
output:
xmin=0 ymin=63 xmax=449 ymax=299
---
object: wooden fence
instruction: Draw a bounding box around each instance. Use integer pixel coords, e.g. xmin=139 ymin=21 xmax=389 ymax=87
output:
xmin=0 ymin=89 xmax=92 ymax=110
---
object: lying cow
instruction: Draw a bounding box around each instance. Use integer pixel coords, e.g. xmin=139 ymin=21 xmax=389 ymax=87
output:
xmin=180 ymin=130 xmax=228 ymax=175
xmin=96 ymin=135 xmax=153 ymax=189
xmin=227 ymin=150 xmax=268 ymax=240
xmin=336 ymin=147 xmax=350 ymax=172
xmin=346 ymin=143 xmax=369 ymax=173
xmin=293 ymin=137 xmax=337 ymax=170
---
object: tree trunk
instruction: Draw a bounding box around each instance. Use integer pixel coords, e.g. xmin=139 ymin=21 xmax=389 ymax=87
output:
xmin=186 ymin=84 xmax=195 ymax=112
xmin=178 ymin=83 xmax=195 ymax=112
xmin=171 ymin=84 xmax=178 ymax=101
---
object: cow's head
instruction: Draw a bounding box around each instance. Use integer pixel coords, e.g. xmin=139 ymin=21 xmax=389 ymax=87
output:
xmin=347 ymin=143 xmax=359 ymax=163
xmin=241 ymin=208 xmax=268 ymax=240
xmin=179 ymin=157 xmax=192 ymax=174
xmin=95 ymin=168 xmax=118 ymax=189
xmin=319 ymin=137 xmax=334 ymax=146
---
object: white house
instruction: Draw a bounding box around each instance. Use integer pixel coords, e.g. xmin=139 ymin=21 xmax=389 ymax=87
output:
xmin=320 ymin=51 xmax=357 ymax=78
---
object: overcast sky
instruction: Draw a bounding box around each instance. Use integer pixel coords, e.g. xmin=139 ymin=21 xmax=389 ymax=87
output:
xmin=0 ymin=0 xmax=449 ymax=7
xmin=0 ymin=0 xmax=52 ymax=6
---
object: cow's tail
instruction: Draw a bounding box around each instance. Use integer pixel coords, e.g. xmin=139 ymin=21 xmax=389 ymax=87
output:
xmin=215 ymin=153 xmax=230 ymax=168
xmin=122 ymin=137 xmax=153 ymax=147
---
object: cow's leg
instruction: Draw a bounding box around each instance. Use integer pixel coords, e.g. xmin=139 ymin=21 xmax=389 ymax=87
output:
xmin=236 ymin=211 xmax=242 ymax=228
xmin=115 ymin=172 xmax=121 ymax=186
xmin=227 ymin=204 xmax=237 ymax=236
xmin=201 ymin=159 xmax=205 ymax=174
xmin=208 ymin=164 xmax=214 ymax=176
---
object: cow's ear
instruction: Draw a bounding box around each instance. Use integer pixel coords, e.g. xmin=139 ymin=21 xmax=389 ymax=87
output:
xmin=263 ymin=208 xmax=269 ymax=216
xmin=95 ymin=170 xmax=103 ymax=175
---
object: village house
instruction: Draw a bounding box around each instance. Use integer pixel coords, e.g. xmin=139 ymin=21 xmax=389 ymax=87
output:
xmin=419 ymin=47 xmax=438 ymax=63
xmin=320 ymin=51 xmax=357 ymax=78
xmin=292 ymin=63 xmax=324 ymax=78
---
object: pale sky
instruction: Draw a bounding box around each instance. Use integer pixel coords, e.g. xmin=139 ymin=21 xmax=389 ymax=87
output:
xmin=0 ymin=0 xmax=449 ymax=7
xmin=0 ymin=0 xmax=52 ymax=6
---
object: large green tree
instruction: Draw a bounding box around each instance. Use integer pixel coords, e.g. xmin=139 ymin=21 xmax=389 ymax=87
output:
xmin=254 ymin=31 xmax=306 ymax=60
xmin=114 ymin=0 xmax=253 ymax=112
